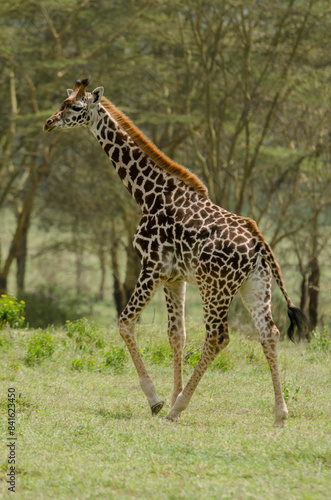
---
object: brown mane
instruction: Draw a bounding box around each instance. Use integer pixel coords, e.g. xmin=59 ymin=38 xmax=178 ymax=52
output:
xmin=100 ymin=97 xmax=209 ymax=198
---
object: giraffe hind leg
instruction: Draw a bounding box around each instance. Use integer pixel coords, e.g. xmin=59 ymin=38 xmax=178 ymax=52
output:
xmin=239 ymin=259 xmax=288 ymax=427
xmin=164 ymin=281 xmax=186 ymax=407
xmin=166 ymin=289 xmax=232 ymax=421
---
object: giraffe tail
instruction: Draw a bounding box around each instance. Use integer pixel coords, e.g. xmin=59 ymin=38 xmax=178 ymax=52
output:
xmin=261 ymin=243 xmax=309 ymax=342
xmin=286 ymin=306 xmax=309 ymax=342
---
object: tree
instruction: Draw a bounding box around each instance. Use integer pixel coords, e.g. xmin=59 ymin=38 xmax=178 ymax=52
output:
xmin=0 ymin=0 xmax=329 ymax=327
xmin=0 ymin=0 xmax=146 ymax=295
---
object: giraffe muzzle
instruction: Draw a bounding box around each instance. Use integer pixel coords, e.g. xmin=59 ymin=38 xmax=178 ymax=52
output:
xmin=43 ymin=117 xmax=58 ymax=133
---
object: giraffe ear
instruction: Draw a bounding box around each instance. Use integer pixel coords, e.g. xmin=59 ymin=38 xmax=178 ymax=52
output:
xmin=89 ymin=87 xmax=104 ymax=108
xmin=67 ymin=89 xmax=74 ymax=97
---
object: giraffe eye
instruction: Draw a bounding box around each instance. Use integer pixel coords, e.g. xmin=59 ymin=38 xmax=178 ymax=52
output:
xmin=72 ymin=105 xmax=83 ymax=112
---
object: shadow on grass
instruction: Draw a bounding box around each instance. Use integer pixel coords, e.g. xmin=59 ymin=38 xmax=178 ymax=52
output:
xmin=96 ymin=407 xmax=134 ymax=420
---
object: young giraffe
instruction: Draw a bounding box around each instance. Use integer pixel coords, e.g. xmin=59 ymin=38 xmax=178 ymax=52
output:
xmin=44 ymin=79 xmax=307 ymax=427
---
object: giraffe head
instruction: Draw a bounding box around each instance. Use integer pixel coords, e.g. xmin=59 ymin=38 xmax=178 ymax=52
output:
xmin=43 ymin=79 xmax=104 ymax=133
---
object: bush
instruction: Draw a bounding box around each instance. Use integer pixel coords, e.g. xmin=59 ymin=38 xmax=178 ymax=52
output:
xmin=65 ymin=318 xmax=106 ymax=351
xmin=71 ymin=355 xmax=97 ymax=372
xmin=0 ymin=294 xmax=25 ymax=329
xmin=307 ymin=327 xmax=330 ymax=352
xmin=184 ymin=344 xmax=232 ymax=371
xmin=19 ymin=288 xmax=88 ymax=328
xmin=140 ymin=341 xmax=172 ymax=365
xmin=24 ymin=328 xmax=56 ymax=366
xmin=103 ymin=345 xmax=128 ymax=373
xmin=70 ymin=344 xmax=128 ymax=373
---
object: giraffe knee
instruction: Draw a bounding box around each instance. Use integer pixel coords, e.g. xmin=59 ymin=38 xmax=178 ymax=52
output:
xmin=206 ymin=327 xmax=230 ymax=354
xmin=118 ymin=315 xmax=135 ymax=341
xmin=217 ymin=332 xmax=230 ymax=352
xmin=268 ymin=325 xmax=280 ymax=342
xmin=260 ymin=326 xmax=280 ymax=353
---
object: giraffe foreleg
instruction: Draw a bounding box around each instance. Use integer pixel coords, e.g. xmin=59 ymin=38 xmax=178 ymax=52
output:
xmin=164 ymin=281 xmax=186 ymax=407
xmin=119 ymin=269 xmax=165 ymax=415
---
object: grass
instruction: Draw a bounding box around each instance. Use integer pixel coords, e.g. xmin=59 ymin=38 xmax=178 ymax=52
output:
xmin=0 ymin=320 xmax=330 ymax=499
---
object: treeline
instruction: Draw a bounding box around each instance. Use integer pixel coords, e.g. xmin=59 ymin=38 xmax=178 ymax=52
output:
xmin=0 ymin=0 xmax=330 ymax=329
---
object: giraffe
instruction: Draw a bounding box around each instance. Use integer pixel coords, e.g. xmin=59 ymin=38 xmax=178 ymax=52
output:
xmin=44 ymin=79 xmax=308 ymax=427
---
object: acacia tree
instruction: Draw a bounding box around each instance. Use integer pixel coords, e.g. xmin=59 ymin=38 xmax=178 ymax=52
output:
xmin=0 ymin=0 xmax=146 ymax=295
xmin=121 ymin=0 xmax=330 ymax=325
xmin=0 ymin=0 xmax=329 ymax=327
xmin=38 ymin=130 xmax=141 ymax=312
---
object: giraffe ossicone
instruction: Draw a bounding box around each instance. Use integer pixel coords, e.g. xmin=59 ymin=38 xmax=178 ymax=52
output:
xmin=44 ymin=79 xmax=308 ymax=427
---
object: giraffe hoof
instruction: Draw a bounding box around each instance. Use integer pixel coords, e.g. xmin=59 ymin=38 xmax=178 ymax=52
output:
xmin=273 ymin=408 xmax=288 ymax=427
xmin=165 ymin=411 xmax=180 ymax=422
xmin=273 ymin=419 xmax=285 ymax=428
xmin=151 ymin=401 xmax=164 ymax=416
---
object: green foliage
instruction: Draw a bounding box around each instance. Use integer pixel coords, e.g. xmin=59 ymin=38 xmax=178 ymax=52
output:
xmin=184 ymin=346 xmax=203 ymax=368
xmin=23 ymin=328 xmax=56 ymax=366
xmin=102 ymin=346 xmax=128 ymax=373
xmin=65 ymin=318 xmax=107 ymax=351
xmin=0 ymin=330 xmax=12 ymax=350
xmin=71 ymin=358 xmax=85 ymax=371
xmin=140 ymin=340 xmax=173 ymax=365
xmin=19 ymin=288 xmax=88 ymax=329
xmin=283 ymin=384 xmax=301 ymax=404
xmin=70 ymin=346 xmax=128 ymax=374
xmin=71 ymin=355 xmax=98 ymax=372
xmin=211 ymin=349 xmax=233 ymax=371
xmin=0 ymin=294 xmax=25 ymax=329
xmin=71 ymin=346 xmax=128 ymax=374
xmin=184 ymin=345 xmax=232 ymax=372
xmin=307 ymin=327 xmax=330 ymax=352
xmin=65 ymin=318 xmax=127 ymax=373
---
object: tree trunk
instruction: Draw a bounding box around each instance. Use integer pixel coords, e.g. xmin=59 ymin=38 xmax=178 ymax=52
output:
xmin=123 ymin=240 xmax=140 ymax=307
xmin=0 ymin=147 xmax=51 ymax=296
xmin=299 ymin=273 xmax=307 ymax=315
xmin=110 ymin=237 xmax=126 ymax=317
xmin=110 ymin=236 xmax=140 ymax=318
xmin=0 ymin=274 xmax=7 ymax=296
xmin=308 ymin=256 xmax=319 ymax=332
xmin=97 ymin=244 xmax=106 ymax=301
xmin=16 ymin=233 xmax=27 ymax=294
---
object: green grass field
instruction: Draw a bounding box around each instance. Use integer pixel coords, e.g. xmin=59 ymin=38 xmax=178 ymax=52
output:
xmin=1 ymin=320 xmax=330 ymax=499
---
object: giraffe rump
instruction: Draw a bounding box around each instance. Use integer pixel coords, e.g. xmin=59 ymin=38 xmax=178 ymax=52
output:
xmin=246 ymin=218 xmax=309 ymax=342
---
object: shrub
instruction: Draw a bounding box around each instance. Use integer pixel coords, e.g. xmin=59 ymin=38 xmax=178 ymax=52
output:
xmin=184 ymin=345 xmax=202 ymax=368
xmin=71 ymin=356 xmax=97 ymax=371
xmin=65 ymin=318 xmax=106 ymax=351
xmin=103 ymin=345 xmax=128 ymax=373
xmin=24 ymin=328 xmax=56 ymax=366
xmin=19 ymin=288 xmax=88 ymax=328
xmin=0 ymin=294 xmax=25 ymax=329
xmin=71 ymin=358 xmax=85 ymax=371
xmin=283 ymin=384 xmax=300 ymax=404
xmin=307 ymin=327 xmax=330 ymax=352
xmin=70 ymin=345 xmax=128 ymax=373
xmin=140 ymin=341 xmax=172 ymax=365
xmin=184 ymin=344 xmax=232 ymax=371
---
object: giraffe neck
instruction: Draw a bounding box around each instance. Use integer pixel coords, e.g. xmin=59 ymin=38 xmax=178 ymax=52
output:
xmin=89 ymin=104 xmax=178 ymax=213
